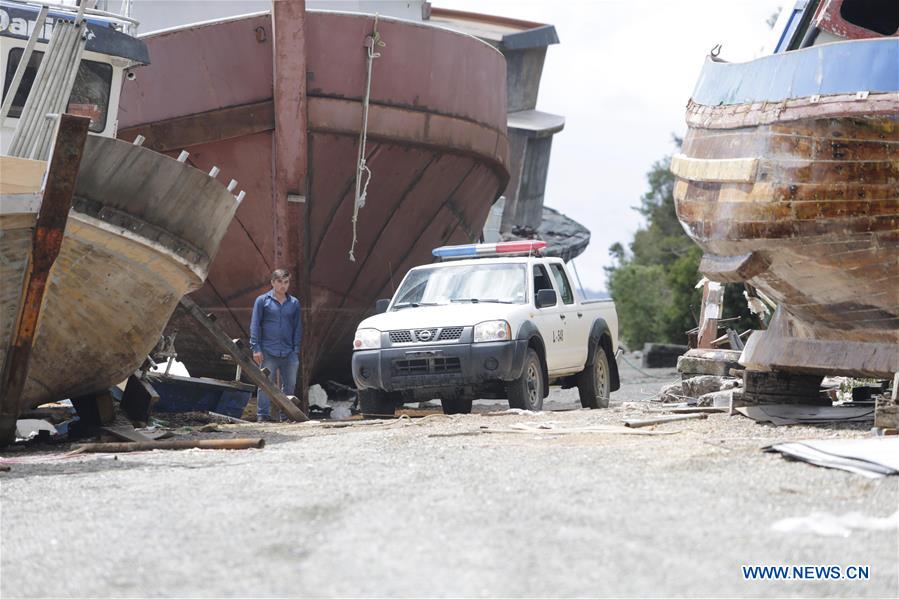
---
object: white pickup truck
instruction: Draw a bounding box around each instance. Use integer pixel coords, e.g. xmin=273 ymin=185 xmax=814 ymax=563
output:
xmin=351 ymin=241 xmax=620 ymax=416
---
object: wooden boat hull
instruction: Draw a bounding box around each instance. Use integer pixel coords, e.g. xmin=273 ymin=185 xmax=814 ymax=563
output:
xmin=0 ymin=135 xmax=238 ymax=434
xmin=673 ymin=38 xmax=899 ymax=377
xmin=117 ymin=10 xmax=509 ymax=385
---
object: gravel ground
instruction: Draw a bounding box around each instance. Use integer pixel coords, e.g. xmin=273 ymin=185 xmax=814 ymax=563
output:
xmin=1 ymin=356 xmax=896 ymax=598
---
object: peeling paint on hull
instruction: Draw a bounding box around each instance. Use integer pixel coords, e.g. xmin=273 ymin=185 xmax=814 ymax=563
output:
xmin=674 ymin=95 xmax=899 ymax=377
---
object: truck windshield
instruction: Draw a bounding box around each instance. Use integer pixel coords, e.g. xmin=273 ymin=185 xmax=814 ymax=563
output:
xmin=392 ymin=263 xmax=527 ymax=309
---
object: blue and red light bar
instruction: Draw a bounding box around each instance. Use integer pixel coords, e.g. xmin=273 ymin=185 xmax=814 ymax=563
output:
xmin=432 ymin=240 xmax=547 ymax=259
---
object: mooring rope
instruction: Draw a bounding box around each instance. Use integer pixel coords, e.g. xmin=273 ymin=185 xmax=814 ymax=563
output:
xmin=349 ymin=15 xmax=385 ymax=262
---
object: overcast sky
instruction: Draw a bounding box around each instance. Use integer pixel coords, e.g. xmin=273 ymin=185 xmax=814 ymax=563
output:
xmin=436 ymin=0 xmax=783 ymax=291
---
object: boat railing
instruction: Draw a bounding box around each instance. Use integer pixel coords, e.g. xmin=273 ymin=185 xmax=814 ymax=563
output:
xmin=13 ymin=0 xmax=140 ymax=35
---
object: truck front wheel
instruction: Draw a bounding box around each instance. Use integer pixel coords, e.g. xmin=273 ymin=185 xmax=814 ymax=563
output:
xmin=506 ymin=348 xmax=544 ymax=411
xmin=577 ymin=341 xmax=611 ymax=408
xmin=358 ymin=389 xmax=397 ymax=419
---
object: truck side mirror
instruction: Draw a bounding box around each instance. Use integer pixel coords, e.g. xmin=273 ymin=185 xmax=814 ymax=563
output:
xmin=535 ymin=289 xmax=557 ymax=309
xmin=375 ymin=299 xmax=391 ymax=314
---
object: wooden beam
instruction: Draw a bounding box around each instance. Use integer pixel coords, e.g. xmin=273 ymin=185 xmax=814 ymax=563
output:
xmin=697 ymin=280 xmax=724 ymax=349
xmin=670 ymin=153 xmax=759 ymax=183
xmin=75 ymin=438 xmax=265 ymax=452
xmin=0 ymin=156 xmax=47 ymax=194
xmin=179 ymin=296 xmax=308 ymax=422
xmin=699 ymin=252 xmax=770 ymax=284
xmin=623 ymin=413 xmax=709 ymax=428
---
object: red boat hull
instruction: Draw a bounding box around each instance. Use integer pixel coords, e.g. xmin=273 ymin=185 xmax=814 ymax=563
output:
xmin=119 ymin=10 xmax=509 ymax=384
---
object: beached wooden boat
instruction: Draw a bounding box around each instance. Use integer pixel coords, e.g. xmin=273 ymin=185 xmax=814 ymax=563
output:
xmin=0 ymin=136 xmax=239 ymax=399
xmin=0 ymin=1 xmax=239 ymax=442
xmin=672 ymin=0 xmax=898 ymax=378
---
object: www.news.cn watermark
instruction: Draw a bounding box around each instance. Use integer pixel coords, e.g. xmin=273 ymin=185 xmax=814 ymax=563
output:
xmin=742 ymin=565 xmax=870 ymax=581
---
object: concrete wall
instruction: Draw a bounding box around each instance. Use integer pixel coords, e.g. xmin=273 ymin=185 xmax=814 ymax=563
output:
xmin=502 ymin=134 xmax=552 ymax=230
xmin=505 ymin=47 xmax=547 ymax=113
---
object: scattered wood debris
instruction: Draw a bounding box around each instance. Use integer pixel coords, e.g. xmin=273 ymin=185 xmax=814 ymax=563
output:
xmin=623 ymin=413 xmax=708 ymax=428
xmin=74 ymin=438 xmax=265 ymax=453
xmin=649 ymin=406 xmax=727 ymax=414
xmin=485 ymin=421 xmax=679 ymax=436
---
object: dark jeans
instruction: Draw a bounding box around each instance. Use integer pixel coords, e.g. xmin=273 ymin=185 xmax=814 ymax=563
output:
xmin=257 ymin=352 xmax=299 ymax=420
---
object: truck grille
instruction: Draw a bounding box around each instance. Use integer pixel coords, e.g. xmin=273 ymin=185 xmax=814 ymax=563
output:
xmin=389 ymin=330 xmax=413 ymax=343
xmin=388 ymin=327 xmax=464 ymax=344
xmin=438 ymin=327 xmax=464 ymax=341
xmin=394 ymin=357 xmax=462 ymax=375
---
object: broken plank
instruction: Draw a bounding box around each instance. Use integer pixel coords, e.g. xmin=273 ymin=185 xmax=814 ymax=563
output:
xmin=99 ymin=425 xmax=156 ymax=443
xmin=75 ymin=438 xmax=265 ymax=453
xmin=623 ymin=413 xmax=709 ymax=428
xmin=121 ymin=375 xmax=161 ymax=424
xmin=649 ymin=407 xmax=728 ymax=414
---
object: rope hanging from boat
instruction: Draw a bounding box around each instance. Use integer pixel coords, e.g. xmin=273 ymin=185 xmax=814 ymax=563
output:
xmin=349 ymin=15 xmax=385 ymax=262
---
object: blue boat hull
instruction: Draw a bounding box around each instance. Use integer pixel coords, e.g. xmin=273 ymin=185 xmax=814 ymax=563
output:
xmin=146 ymin=374 xmax=253 ymax=419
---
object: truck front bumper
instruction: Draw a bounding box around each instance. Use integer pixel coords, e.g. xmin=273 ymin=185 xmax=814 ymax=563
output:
xmin=352 ymin=340 xmax=529 ymax=392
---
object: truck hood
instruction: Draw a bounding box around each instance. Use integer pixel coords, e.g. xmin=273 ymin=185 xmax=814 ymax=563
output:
xmin=357 ymin=303 xmax=525 ymax=331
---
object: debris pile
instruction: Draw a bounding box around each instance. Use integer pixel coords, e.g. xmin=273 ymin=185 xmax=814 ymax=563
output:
xmin=656 ymin=348 xmax=743 ymax=407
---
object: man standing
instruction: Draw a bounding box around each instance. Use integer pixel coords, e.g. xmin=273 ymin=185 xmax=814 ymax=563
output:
xmin=250 ymin=269 xmax=302 ymax=421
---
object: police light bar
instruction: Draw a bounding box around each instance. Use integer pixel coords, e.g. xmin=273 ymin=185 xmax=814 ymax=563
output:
xmin=432 ymin=240 xmax=547 ymax=259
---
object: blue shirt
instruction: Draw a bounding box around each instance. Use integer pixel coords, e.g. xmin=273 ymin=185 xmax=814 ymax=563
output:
xmin=249 ymin=290 xmax=302 ymax=357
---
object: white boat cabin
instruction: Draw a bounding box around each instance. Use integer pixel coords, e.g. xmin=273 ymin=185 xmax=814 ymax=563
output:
xmin=0 ymin=0 xmax=147 ymax=153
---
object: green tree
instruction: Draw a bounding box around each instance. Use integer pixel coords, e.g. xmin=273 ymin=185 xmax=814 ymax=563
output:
xmin=607 ymin=263 xmax=670 ymax=347
xmin=607 ymin=146 xmax=754 ymax=348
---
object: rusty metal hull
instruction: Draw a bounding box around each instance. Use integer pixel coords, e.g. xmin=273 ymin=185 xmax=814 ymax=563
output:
xmin=0 ymin=136 xmax=238 ymax=431
xmin=673 ymin=94 xmax=899 ymax=377
xmin=117 ymin=11 xmax=510 ymax=384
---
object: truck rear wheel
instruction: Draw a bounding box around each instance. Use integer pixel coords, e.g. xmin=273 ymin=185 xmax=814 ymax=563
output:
xmin=506 ymin=348 xmax=544 ymax=411
xmin=358 ymin=389 xmax=397 ymax=419
xmin=441 ymin=397 xmax=473 ymax=415
xmin=578 ymin=341 xmax=611 ymax=408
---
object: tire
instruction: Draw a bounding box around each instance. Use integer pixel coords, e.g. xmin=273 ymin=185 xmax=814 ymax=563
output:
xmin=358 ymin=389 xmax=397 ymax=419
xmin=577 ymin=341 xmax=611 ymax=409
xmin=0 ymin=416 xmax=16 ymax=447
xmin=506 ymin=348 xmax=544 ymax=411
xmin=441 ymin=397 xmax=473 ymax=415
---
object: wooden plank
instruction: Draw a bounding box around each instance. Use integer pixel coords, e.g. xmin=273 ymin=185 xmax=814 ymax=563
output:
xmin=670 ymin=153 xmax=759 ymax=183
xmin=179 ymin=296 xmax=308 ymax=422
xmin=697 ymin=281 xmax=724 ymax=349
xmin=650 ymin=407 xmax=728 ymax=414
xmin=0 ymin=156 xmax=46 ymax=194
xmin=121 ymin=375 xmax=161 ymax=424
xmin=623 ymin=413 xmax=709 ymax=428
xmin=699 ymin=252 xmax=770 ymax=284
xmin=100 ymin=425 xmax=156 ymax=443
xmin=75 ymin=438 xmax=265 ymax=452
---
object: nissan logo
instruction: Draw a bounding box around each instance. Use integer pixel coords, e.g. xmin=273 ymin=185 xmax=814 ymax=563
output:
xmin=416 ymin=329 xmax=433 ymax=342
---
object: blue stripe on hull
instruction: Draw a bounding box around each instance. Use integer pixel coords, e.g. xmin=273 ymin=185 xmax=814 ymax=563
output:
xmin=692 ymin=38 xmax=899 ymax=106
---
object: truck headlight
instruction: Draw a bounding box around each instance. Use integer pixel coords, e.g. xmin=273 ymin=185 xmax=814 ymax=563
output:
xmin=353 ymin=328 xmax=381 ymax=350
xmin=473 ymin=320 xmax=512 ymax=343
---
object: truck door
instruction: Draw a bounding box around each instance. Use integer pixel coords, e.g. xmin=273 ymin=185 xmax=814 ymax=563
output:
xmin=549 ymin=262 xmax=588 ymax=369
xmin=531 ymin=264 xmax=567 ymax=373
